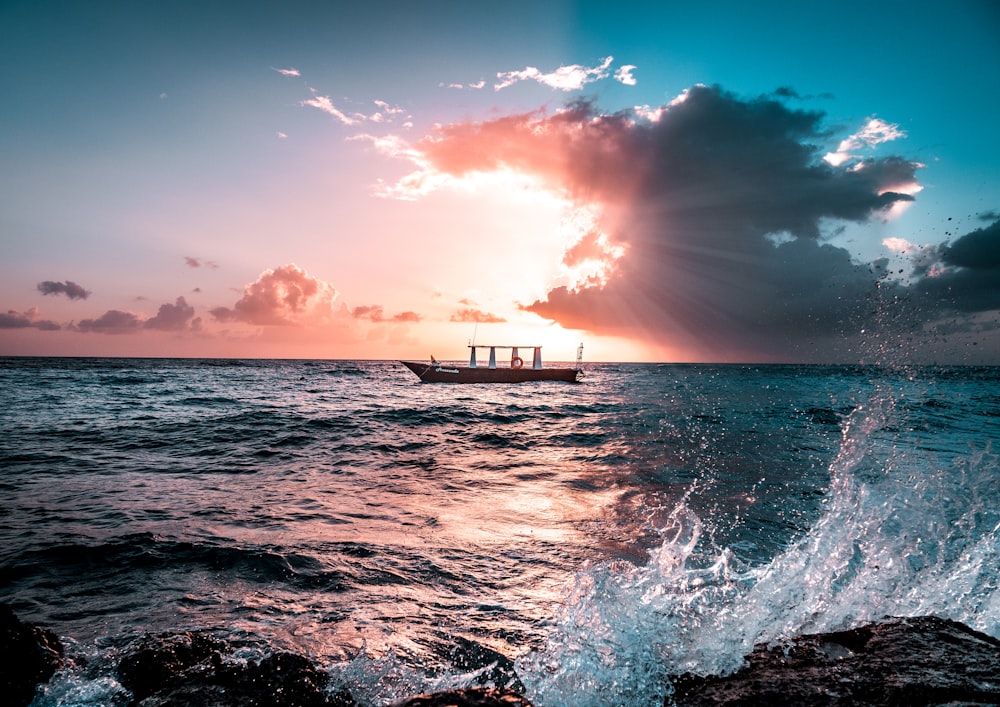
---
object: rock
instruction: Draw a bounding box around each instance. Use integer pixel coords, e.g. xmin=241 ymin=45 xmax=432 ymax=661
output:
xmin=390 ymin=687 xmax=535 ymax=706
xmin=117 ymin=630 xmax=226 ymax=702
xmin=116 ymin=631 xmax=356 ymax=707
xmin=669 ymin=616 xmax=1000 ymax=706
xmin=0 ymin=603 xmax=66 ymax=707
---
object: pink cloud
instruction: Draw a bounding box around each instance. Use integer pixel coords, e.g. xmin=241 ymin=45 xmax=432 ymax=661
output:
xmin=351 ymin=305 xmax=384 ymax=321
xmin=392 ymin=311 xmax=421 ymax=322
xmin=352 ymin=305 xmax=421 ymax=323
xmin=210 ymin=264 xmax=339 ymax=326
xmin=450 ymin=308 xmax=505 ymax=323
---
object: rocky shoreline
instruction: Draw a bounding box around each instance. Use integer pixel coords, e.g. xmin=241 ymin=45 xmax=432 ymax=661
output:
xmin=4 ymin=604 xmax=999 ymax=706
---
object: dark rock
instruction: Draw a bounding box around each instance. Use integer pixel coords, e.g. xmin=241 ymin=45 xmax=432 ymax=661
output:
xmin=390 ymin=687 xmax=535 ymax=706
xmin=116 ymin=631 xmax=356 ymax=707
xmin=0 ymin=603 xmax=66 ymax=707
xmin=117 ymin=630 xmax=226 ymax=702
xmin=669 ymin=616 xmax=1000 ymax=706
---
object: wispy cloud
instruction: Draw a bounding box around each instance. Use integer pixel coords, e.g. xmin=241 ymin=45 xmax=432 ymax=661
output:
xmin=302 ymin=90 xmax=408 ymax=127
xmin=272 ymin=67 xmax=301 ymax=77
xmin=302 ymin=92 xmax=359 ymax=126
xmin=37 ymin=280 xmax=90 ymax=300
xmin=351 ymin=305 xmax=421 ymax=323
xmin=495 ymin=56 xmax=615 ymax=92
xmin=824 ymin=117 xmax=907 ymax=166
xmin=184 ymin=256 xmax=219 ymax=269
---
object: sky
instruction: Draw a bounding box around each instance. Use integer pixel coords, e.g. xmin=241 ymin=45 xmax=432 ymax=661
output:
xmin=2 ymin=0 xmax=999 ymax=364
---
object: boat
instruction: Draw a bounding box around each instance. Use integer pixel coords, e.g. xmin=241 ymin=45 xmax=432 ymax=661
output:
xmin=401 ymin=344 xmax=583 ymax=383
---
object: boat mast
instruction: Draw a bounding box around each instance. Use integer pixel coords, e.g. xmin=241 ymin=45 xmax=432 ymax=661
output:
xmin=469 ymin=323 xmax=479 ymax=368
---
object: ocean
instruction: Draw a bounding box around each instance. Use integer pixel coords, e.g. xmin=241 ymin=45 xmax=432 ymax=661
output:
xmin=1 ymin=357 xmax=998 ymax=706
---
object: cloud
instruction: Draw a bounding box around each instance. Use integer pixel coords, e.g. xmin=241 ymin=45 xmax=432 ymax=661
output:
xmin=614 ymin=65 xmax=637 ymax=86
xmin=210 ymin=264 xmax=339 ymax=326
xmin=302 ymin=90 xmax=408 ymax=127
xmin=825 ymin=117 xmax=907 ymax=166
xmin=0 ymin=307 xmax=60 ymax=330
xmin=302 ymin=93 xmax=359 ymax=126
xmin=352 ymin=305 xmax=421 ymax=323
xmin=909 ymin=219 xmax=1000 ymax=313
xmin=351 ymin=305 xmax=384 ymax=321
xmin=145 ymin=296 xmax=197 ymax=331
xmin=273 ymin=67 xmax=301 ymax=77
xmin=450 ymin=308 xmax=506 ymax=323
xmin=184 ymin=256 xmax=218 ymax=269
xmin=387 ymin=84 xmax=939 ymax=360
xmin=940 ymin=220 xmax=1000 ymax=269
xmin=75 ymin=310 xmax=143 ymax=334
xmin=37 ymin=280 xmax=90 ymax=300
xmin=495 ymin=56 xmax=614 ymax=92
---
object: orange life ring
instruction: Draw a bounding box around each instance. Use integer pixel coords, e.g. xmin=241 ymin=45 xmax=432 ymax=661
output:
xmin=511 ymin=356 xmax=523 ymax=369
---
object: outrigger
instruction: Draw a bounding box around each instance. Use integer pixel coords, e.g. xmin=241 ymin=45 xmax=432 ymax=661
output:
xmin=401 ymin=344 xmax=583 ymax=383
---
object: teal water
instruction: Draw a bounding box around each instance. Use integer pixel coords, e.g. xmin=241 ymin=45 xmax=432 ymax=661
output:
xmin=1 ymin=359 xmax=998 ymax=705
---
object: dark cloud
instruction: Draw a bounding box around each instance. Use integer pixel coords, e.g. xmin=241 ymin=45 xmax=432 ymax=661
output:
xmin=940 ymin=220 xmax=1000 ymax=269
xmin=185 ymin=256 xmax=218 ymax=269
xmin=392 ymin=311 xmax=421 ymax=322
xmin=37 ymin=280 xmax=90 ymax=300
xmin=406 ymin=84 xmax=925 ymax=359
xmin=75 ymin=310 xmax=142 ymax=334
xmin=0 ymin=308 xmax=60 ymax=330
xmin=912 ymin=219 xmax=1000 ymax=314
xmin=145 ymin=296 xmax=196 ymax=331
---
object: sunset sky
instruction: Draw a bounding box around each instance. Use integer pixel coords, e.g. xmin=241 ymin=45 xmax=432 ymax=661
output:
xmin=2 ymin=1 xmax=999 ymax=363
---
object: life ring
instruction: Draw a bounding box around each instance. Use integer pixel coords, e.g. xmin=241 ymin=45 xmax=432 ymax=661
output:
xmin=511 ymin=357 xmax=523 ymax=369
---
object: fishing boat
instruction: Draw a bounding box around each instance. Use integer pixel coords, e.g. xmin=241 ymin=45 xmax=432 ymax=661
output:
xmin=401 ymin=344 xmax=583 ymax=383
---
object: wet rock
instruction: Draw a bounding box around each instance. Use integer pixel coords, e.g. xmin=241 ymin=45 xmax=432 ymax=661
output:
xmin=117 ymin=631 xmax=356 ymax=707
xmin=391 ymin=687 xmax=535 ymax=706
xmin=117 ymin=630 xmax=226 ymax=702
xmin=0 ymin=603 xmax=66 ymax=707
xmin=669 ymin=616 xmax=1000 ymax=706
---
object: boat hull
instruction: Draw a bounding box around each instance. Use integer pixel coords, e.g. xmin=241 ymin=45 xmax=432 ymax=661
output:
xmin=401 ymin=360 xmax=580 ymax=383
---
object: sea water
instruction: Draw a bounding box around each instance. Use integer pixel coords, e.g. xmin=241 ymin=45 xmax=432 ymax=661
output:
xmin=1 ymin=358 xmax=997 ymax=706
